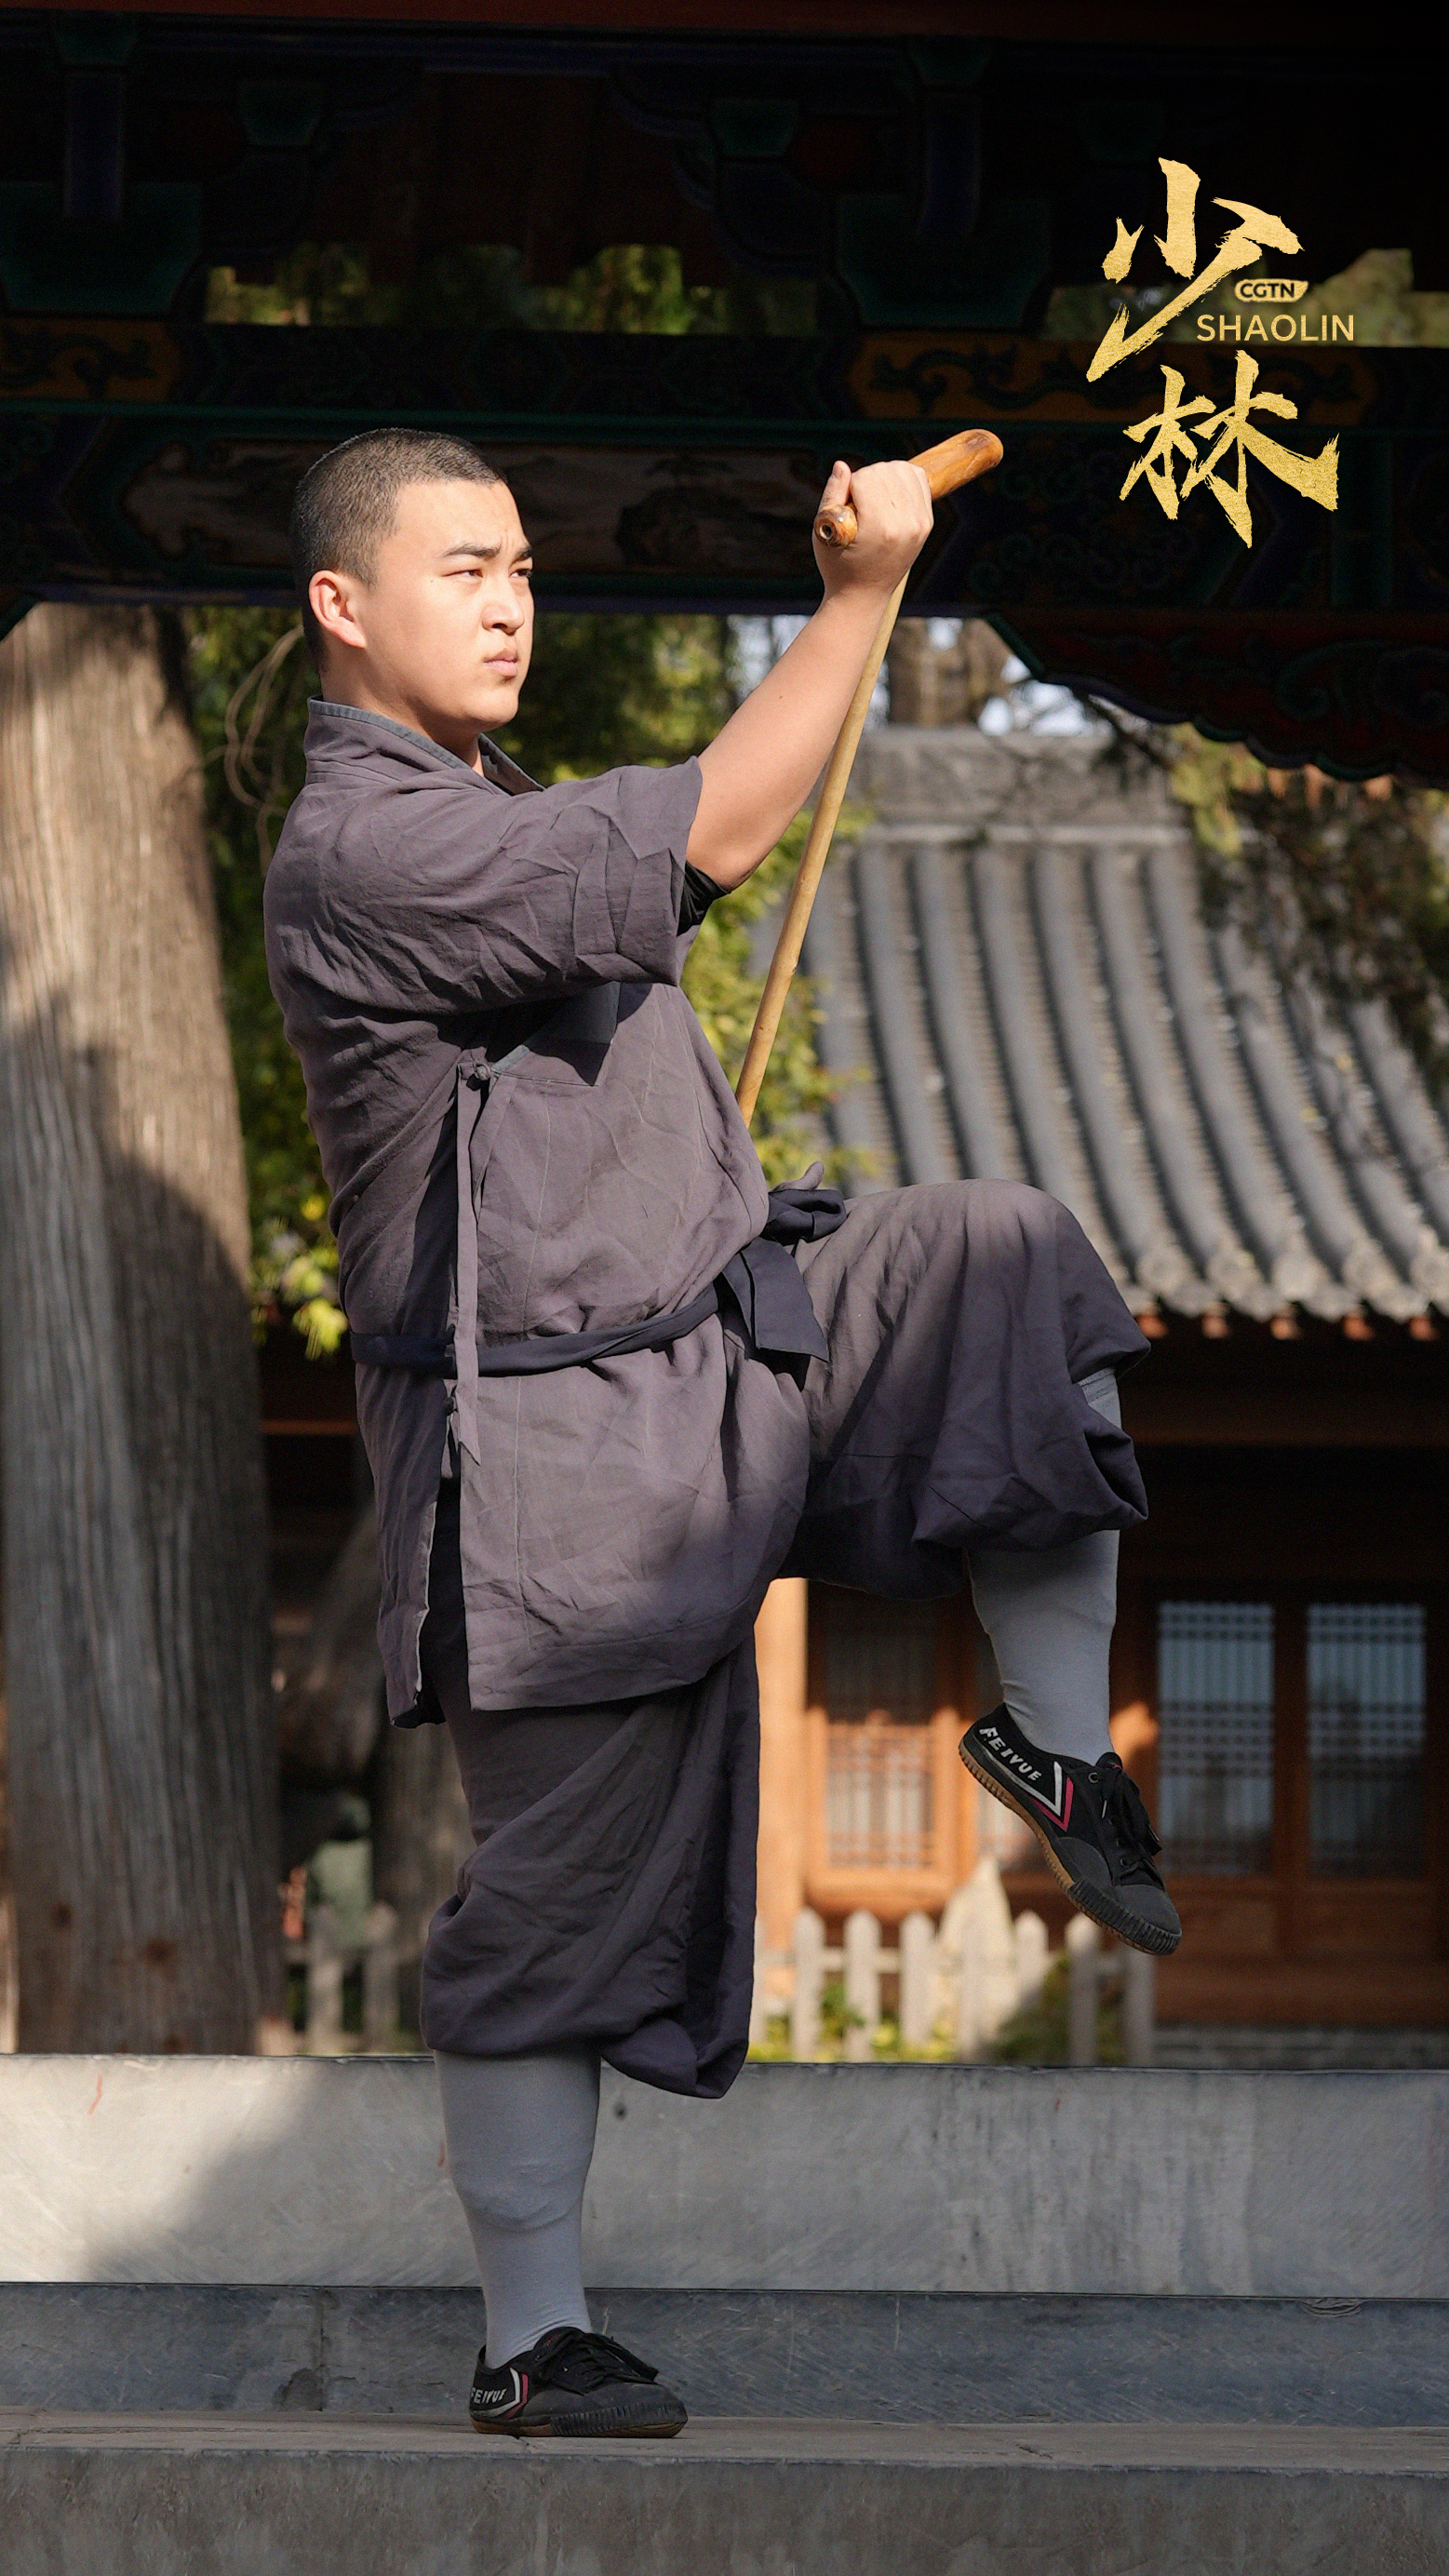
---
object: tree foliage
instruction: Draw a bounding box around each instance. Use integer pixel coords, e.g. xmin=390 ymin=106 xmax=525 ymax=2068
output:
xmin=1089 ymin=701 xmax=1449 ymax=1087
xmin=1164 ymin=732 xmax=1449 ymax=1085
xmin=206 ymin=238 xmax=816 ymax=337
xmin=680 ymin=805 xmax=848 ymax=1188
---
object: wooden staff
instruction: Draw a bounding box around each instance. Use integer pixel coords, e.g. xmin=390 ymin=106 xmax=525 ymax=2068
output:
xmin=735 ymin=427 xmax=1004 ymax=1128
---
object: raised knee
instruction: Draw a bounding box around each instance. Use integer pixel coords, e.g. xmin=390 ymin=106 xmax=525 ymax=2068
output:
xmin=944 ymin=1175 xmax=1066 ymax=1243
xmin=970 ymin=1175 xmax=1058 ymax=1220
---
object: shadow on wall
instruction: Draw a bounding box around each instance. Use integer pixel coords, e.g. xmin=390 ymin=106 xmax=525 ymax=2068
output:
xmin=0 ymin=2055 xmax=475 ymax=2290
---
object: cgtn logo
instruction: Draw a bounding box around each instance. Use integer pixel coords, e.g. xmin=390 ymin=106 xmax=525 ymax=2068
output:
xmin=1197 ymin=273 xmax=1354 ymax=342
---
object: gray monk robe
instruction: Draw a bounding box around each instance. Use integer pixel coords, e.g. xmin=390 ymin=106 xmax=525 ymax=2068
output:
xmin=265 ymin=699 xmax=1148 ymax=2098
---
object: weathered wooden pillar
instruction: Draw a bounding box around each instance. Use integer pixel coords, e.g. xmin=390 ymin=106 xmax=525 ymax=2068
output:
xmin=0 ymin=605 xmax=280 ymax=2050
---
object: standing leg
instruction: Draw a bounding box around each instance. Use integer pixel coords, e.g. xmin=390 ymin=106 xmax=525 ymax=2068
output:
xmin=436 ymin=2039 xmax=687 ymax=2438
xmin=417 ymin=1491 xmax=695 ymax=2435
xmin=437 ymin=2043 xmax=599 ymax=2365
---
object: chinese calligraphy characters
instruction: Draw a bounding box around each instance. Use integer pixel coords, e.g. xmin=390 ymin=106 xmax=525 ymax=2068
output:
xmin=1093 ymin=158 xmax=1339 ymax=543
xmin=1122 ymin=355 xmax=1338 ymax=543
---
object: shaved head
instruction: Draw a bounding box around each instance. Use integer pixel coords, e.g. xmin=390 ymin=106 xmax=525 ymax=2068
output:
xmin=290 ymin=428 xmax=501 ymax=660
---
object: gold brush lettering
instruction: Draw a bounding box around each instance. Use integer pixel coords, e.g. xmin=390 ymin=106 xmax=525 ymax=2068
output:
xmin=1087 ymin=157 xmax=1300 ymax=382
xmin=1182 ymin=352 xmax=1338 ymax=543
xmin=1093 ymin=162 xmax=1340 ymax=543
xmin=1120 ymin=367 xmax=1213 ymax=520
xmin=1154 ymin=159 xmax=1201 ymax=277
xmin=1101 ymin=217 xmax=1143 ymax=284
xmin=1123 ymin=351 xmax=1338 ymax=545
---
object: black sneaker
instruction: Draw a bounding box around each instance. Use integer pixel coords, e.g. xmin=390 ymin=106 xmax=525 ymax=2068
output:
xmin=468 ymin=2326 xmax=688 ymax=2439
xmin=959 ymin=1704 xmax=1182 ymax=1956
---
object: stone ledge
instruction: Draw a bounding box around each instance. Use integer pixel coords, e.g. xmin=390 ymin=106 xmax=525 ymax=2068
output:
xmin=5 ymin=2058 xmax=1446 ymax=2300
xmin=3 ymin=2413 xmax=1446 ymax=2576
xmin=4 ymin=2284 xmax=1448 ymax=2425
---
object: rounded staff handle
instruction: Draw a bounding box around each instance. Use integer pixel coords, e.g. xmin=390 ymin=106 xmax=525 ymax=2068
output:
xmin=735 ymin=423 xmax=1005 ymax=1130
xmin=813 ymin=427 xmax=1004 ymax=551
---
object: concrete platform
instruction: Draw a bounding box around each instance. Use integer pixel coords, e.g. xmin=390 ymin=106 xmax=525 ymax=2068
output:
xmin=5 ymin=2281 xmax=1446 ymax=2424
xmin=1153 ymin=2024 xmax=1449 ymax=2071
xmin=4 ymin=2411 xmax=1446 ymax=2576
xmin=5 ymin=2056 xmax=1446 ymax=2299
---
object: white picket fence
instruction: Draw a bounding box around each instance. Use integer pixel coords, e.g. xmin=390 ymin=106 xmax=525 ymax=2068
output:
xmin=288 ymin=1861 xmax=1152 ymax=2064
xmin=286 ymin=1900 xmax=400 ymax=2053
xmin=1065 ymin=1912 xmax=1156 ymax=2066
xmin=751 ymin=1854 xmax=1155 ymax=2065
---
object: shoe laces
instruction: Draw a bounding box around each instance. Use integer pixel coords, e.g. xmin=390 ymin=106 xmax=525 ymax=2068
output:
xmin=1096 ymin=1755 xmax=1162 ymax=1869
xmin=530 ymin=2328 xmax=658 ymax=2393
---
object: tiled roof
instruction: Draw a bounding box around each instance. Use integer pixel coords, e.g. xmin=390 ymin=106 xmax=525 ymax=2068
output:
xmin=805 ymin=729 xmax=1449 ymax=1324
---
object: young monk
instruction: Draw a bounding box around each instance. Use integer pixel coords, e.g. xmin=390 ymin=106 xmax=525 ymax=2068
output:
xmin=265 ymin=425 xmax=1178 ymax=2440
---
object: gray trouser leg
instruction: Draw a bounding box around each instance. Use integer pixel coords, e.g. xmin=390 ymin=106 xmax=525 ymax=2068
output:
xmin=436 ymin=2045 xmax=600 ymax=2366
xmin=968 ymin=1369 xmax=1121 ymax=1765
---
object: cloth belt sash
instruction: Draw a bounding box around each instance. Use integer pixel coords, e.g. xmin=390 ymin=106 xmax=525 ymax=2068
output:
xmin=350 ymin=1030 xmax=845 ymax=1462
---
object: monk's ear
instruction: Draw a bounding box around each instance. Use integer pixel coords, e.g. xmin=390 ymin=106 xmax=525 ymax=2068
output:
xmin=310 ymin=568 xmax=367 ymax=659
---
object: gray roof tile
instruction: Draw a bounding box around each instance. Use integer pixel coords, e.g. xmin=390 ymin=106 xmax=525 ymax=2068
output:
xmin=816 ymin=730 xmax=1449 ymax=1322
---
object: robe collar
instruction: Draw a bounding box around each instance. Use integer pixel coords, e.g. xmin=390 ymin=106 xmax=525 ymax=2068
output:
xmin=307 ymin=699 xmax=540 ymax=797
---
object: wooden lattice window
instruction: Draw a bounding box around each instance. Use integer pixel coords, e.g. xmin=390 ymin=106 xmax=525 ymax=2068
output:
xmin=821 ymin=1593 xmax=937 ymax=1872
xmin=1308 ymin=1603 xmax=1425 ymax=1879
xmin=1157 ymin=1600 xmax=1276 ymax=1875
xmin=1156 ymin=1596 xmax=1429 ymax=1882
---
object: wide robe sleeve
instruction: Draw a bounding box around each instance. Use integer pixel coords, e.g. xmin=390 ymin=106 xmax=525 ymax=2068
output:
xmin=301 ymin=758 xmax=704 ymax=1016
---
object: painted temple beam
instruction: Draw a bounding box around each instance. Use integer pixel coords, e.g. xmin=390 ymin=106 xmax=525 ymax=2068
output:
xmin=1 ymin=324 xmax=1446 ymax=776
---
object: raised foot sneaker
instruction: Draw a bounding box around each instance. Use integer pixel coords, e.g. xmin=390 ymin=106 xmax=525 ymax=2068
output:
xmin=959 ymin=1704 xmax=1182 ymax=1957
xmin=469 ymin=2326 xmax=688 ymax=2439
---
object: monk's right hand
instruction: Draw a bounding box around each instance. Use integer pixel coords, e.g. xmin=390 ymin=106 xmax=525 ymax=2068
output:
xmin=691 ymin=456 xmax=933 ymax=889
xmin=812 ymin=458 xmax=933 ymax=595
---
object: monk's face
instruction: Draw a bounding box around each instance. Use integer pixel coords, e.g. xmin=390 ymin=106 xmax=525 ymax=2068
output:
xmin=310 ymin=476 xmax=534 ymax=764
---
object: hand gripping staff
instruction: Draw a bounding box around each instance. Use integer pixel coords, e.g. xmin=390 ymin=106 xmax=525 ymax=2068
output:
xmin=734 ymin=427 xmax=1003 ymax=1129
